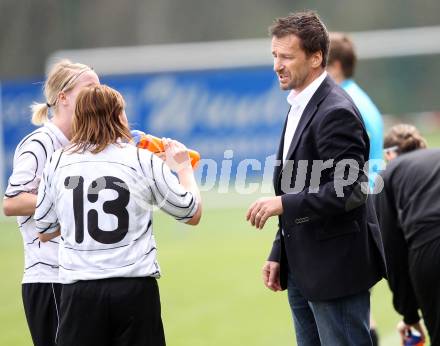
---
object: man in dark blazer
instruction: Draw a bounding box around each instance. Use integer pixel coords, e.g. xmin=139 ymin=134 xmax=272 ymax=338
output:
xmin=246 ymin=11 xmax=386 ymax=345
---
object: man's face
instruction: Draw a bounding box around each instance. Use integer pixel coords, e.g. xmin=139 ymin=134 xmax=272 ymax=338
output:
xmin=271 ymin=34 xmax=315 ymax=92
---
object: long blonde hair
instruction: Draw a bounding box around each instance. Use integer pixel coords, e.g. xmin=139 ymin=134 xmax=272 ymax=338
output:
xmin=31 ymin=59 xmax=93 ymax=125
xmin=70 ymin=85 xmax=132 ymax=154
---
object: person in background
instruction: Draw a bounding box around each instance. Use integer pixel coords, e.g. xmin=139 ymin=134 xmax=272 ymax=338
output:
xmin=2 ymin=60 xmax=99 ymax=346
xmin=374 ymin=124 xmax=440 ymax=345
xmin=328 ymin=32 xmax=384 ymax=189
xmin=327 ymin=32 xmax=384 ymax=345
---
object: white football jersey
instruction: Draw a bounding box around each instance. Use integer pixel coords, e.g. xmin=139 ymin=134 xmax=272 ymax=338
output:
xmin=34 ymin=143 xmax=198 ymax=284
xmin=5 ymin=122 xmax=69 ymax=283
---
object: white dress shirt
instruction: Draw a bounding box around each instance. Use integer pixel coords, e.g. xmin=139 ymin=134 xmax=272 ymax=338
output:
xmin=283 ymin=71 xmax=328 ymax=163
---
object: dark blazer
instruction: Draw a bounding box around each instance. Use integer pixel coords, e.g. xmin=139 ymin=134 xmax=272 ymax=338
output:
xmin=268 ymin=76 xmax=386 ymax=301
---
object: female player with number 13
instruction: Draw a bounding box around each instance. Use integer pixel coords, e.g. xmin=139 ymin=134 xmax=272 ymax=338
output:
xmin=34 ymin=85 xmax=202 ymax=346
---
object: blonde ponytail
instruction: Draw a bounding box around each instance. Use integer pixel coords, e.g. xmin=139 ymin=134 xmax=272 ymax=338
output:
xmin=30 ymin=102 xmax=50 ymax=125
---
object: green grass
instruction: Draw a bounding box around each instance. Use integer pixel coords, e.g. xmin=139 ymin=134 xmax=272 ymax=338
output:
xmin=3 ymin=126 xmax=439 ymax=345
xmin=424 ymin=132 xmax=440 ymax=147
xmin=2 ymin=127 xmax=438 ymax=345
xmin=0 ymin=203 xmax=402 ymax=346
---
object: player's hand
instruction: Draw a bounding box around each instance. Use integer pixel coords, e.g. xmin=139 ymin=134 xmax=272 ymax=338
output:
xmin=162 ymin=138 xmax=191 ymax=172
xmin=246 ymin=197 xmax=283 ymax=229
xmin=155 ymin=151 xmax=166 ymax=161
xmin=397 ymin=320 xmax=426 ymax=345
xmin=262 ymin=261 xmax=282 ymax=292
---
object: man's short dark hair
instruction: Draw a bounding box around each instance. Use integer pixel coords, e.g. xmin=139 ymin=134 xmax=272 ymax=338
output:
xmin=328 ymin=32 xmax=357 ymax=78
xmin=269 ymin=11 xmax=329 ymax=68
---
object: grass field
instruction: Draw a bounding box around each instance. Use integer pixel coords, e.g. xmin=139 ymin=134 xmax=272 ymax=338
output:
xmin=2 ymin=131 xmax=438 ymax=346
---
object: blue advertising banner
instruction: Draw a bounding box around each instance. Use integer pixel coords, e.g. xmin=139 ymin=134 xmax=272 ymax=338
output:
xmin=1 ymin=66 xmax=288 ymax=190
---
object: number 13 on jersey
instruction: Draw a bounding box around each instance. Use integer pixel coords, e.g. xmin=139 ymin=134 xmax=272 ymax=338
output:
xmin=64 ymin=175 xmax=130 ymax=245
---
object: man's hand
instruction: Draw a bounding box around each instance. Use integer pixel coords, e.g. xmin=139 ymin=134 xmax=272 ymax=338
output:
xmin=246 ymin=197 xmax=283 ymax=229
xmin=396 ymin=320 xmax=426 ymax=345
xmin=262 ymin=261 xmax=282 ymax=292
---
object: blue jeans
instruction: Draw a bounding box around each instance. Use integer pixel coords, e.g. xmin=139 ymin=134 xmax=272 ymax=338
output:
xmin=287 ymin=272 xmax=372 ymax=346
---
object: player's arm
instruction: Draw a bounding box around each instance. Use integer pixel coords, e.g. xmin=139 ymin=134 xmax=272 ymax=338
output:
xmin=171 ymin=160 xmax=201 ymax=225
xmin=373 ymin=178 xmax=420 ymax=325
xmin=3 ymin=193 xmax=37 ymax=216
xmin=3 ymin=137 xmax=47 ymax=216
xmin=140 ymin=140 xmax=202 ymax=225
xmin=163 ymin=139 xmax=202 ymax=225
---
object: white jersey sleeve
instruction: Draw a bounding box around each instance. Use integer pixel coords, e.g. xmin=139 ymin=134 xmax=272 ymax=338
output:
xmin=4 ymin=122 xmax=69 ymax=284
xmin=137 ymin=148 xmax=198 ymax=222
xmin=34 ymin=150 xmax=62 ymax=234
xmin=4 ymin=134 xmax=52 ymax=197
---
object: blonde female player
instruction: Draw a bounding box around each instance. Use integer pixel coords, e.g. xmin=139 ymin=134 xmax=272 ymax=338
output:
xmin=34 ymin=85 xmax=201 ymax=346
xmin=3 ymin=60 xmax=99 ymax=346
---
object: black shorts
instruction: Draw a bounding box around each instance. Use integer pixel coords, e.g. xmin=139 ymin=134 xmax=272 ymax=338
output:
xmin=22 ymin=282 xmax=62 ymax=346
xmin=58 ymin=277 xmax=165 ymax=346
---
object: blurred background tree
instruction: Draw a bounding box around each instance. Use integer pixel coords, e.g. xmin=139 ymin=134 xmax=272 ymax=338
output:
xmin=1 ymin=0 xmax=439 ymax=114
